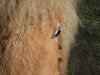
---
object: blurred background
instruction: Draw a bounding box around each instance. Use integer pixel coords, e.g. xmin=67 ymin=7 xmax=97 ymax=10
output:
xmin=68 ymin=0 xmax=100 ymax=75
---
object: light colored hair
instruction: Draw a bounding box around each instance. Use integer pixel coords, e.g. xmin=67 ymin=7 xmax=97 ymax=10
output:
xmin=0 ymin=0 xmax=78 ymax=75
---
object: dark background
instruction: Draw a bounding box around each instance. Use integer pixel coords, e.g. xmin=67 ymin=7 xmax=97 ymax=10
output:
xmin=68 ymin=0 xmax=100 ymax=75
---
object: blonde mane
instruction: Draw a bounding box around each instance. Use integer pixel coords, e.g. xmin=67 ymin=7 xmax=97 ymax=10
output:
xmin=0 ymin=0 xmax=78 ymax=75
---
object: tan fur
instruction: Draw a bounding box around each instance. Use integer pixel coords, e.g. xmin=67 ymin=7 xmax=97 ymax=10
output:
xmin=0 ymin=0 xmax=78 ymax=75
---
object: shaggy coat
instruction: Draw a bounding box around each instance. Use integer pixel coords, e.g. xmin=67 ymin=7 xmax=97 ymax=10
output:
xmin=0 ymin=0 xmax=78 ymax=75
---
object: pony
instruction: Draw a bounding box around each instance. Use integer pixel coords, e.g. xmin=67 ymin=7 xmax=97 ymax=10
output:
xmin=0 ymin=0 xmax=78 ymax=75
